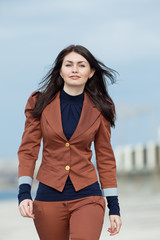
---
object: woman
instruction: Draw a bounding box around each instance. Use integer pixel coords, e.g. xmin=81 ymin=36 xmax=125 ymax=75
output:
xmin=17 ymin=45 xmax=122 ymax=240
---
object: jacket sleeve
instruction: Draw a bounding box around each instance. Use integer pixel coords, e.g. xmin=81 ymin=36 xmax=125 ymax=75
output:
xmin=94 ymin=114 xmax=118 ymax=197
xmin=17 ymin=91 xmax=42 ymax=180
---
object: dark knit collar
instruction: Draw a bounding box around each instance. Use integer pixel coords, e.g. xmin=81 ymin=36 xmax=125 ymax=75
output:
xmin=60 ymin=88 xmax=84 ymax=103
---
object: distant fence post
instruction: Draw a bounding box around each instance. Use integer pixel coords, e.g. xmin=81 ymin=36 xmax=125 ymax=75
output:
xmin=146 ymin=141 xmax=159 ymax=171
xmin=158 ymin=143 xmax=160 ymax=167
xmin=115 ymin=145 xmax=134 ymax=173
xmin=123 ymin=145 xmax=134 ymax=172
xmin=134 ymin=143 xmax=146 ymax=171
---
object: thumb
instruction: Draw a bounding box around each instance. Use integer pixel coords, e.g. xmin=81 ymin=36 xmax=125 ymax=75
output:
xmin=110 ymin=218 xmax=115 ymax=233
xmin=28 ymin=200 xmax=33 ymax=214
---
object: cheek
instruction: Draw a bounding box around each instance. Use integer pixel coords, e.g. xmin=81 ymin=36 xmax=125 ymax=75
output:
xmin=61 ymin=68 xmax=70 ymax=77
xmin=81 ymin=70 xmax=91 ymax=78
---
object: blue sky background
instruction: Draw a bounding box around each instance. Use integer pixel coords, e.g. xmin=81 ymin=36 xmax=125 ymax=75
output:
xmin=0 ymin=0 xmax=160 ymax=159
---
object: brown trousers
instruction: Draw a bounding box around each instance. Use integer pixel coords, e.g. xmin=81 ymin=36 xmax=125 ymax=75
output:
xmin=33 ymin=195 xmax=106 ymax=240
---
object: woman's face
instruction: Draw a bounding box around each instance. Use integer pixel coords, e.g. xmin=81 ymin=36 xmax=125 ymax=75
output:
xmin=60 ymin=52 xmax=95 ymax=89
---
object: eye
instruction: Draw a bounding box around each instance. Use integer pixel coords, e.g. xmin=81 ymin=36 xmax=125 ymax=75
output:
xmin=65 ymin=64 xmax=72 ymax=67
xmin=79 ymin=64 xmax=85 ymax=67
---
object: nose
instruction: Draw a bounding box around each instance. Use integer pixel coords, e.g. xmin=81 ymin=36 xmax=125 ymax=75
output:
xmin=72 ymin=65 xmax=78 ymax=73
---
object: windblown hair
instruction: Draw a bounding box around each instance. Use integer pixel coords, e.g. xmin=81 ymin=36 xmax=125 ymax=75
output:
xmin=32 ymin=44 xmax=118 ymax=127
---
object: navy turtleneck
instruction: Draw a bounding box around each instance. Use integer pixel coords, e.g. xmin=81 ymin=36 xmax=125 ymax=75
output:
xmin=18 ymin=88 xmax=120 ymax=216
xmin=60 ymin=88 xmax=84 ymax=141
xmin=60 ymin=88 xmax=84 ymax=102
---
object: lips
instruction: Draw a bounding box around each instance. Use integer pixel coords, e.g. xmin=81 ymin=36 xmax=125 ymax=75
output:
xmin=70 ymin=76 xmax=80 ymax=79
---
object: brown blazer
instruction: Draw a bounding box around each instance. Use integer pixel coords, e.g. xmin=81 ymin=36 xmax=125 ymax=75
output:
xmin=17 ymin=89 xmax=117 ymax=193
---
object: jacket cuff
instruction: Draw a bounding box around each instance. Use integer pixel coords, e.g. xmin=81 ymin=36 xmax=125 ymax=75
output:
xmin=101 ymin=187 xmax=118 ymax=197
xmin=18 ymin=176 xmax=33 ymax=186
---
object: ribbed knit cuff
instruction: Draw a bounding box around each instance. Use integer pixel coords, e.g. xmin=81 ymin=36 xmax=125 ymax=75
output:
xmin=106 ymin=196 xmax=120 ymax=216
xmin=18 ymin=184 xmax=32 ymax=205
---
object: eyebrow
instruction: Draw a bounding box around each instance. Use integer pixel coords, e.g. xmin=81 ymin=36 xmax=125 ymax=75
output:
xmin=64 ymin=60 xmax=87 ymax=64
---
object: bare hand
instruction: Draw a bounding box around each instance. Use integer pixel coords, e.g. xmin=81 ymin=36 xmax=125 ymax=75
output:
xmin=19 ymin=199 xmax=35 ymax=219
xmin=108 ymin=215 xmax=122 ymax=236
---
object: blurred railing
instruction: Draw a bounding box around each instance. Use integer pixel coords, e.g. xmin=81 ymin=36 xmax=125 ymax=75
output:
xmin=115 ymin=141 xmax=160 ymax=174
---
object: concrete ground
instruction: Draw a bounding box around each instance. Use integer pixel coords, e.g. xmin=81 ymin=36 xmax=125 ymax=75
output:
xmin=1 ymin=173 xmax=160 ymax=240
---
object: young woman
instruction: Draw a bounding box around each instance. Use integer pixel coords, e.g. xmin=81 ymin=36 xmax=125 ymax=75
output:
xmin=17 ymin=45 xmax=122 ymax=240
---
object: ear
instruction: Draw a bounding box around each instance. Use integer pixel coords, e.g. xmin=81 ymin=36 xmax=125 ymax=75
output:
xmin=89 ymin=68 xmax=95 ymax=79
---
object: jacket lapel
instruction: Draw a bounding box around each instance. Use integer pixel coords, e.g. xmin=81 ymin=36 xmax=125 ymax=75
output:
xmin=42 ymin=89 xmax=101 ymax=142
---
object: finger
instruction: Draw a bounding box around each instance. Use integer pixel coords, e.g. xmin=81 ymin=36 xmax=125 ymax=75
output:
xmin=19 ymin=201 xmax=28 ymax=217
xmin=21 ymin=204 xmax=29 ymax=217
xmin=110 ymin=229 xmax=117 ymax=236
xmin=19 ymin=206 xmax=26 ymax=217
xmin=21 ymin=203 xmax=33 ymax=218
xmin=19 ymin=201 xmax=30 ymax=217
xmin=111 ymin=218 xmax=121 ymax=235
xmin=108 ymin=219 xmax=116 ymax=236
xmin=110 ymin=219 xmax=115 ymax=233
xmin=24 ymin=204 xmax=34 ymax=218
xmin=28 ymin=201 xmax=33 ymax=214
xmin=115 ymin=220 xmax=120 ymax=234
xmin=28 ymin=201 xmax=35 ymax=219
xmin=19 ymin=203 xmax=28 ymax=217
xmin=28 ymin=201 xmax=34 ymax=215
xmin=107 ymin=228 xmax=111 ymax=232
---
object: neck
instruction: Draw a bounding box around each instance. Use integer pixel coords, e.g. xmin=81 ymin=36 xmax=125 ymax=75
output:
xmin=63 ymin=86 xmax=84 ymax=96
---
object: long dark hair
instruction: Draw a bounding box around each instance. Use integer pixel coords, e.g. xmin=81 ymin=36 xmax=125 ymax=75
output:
xmin=32 ymin=44 xmax=118 ymax=127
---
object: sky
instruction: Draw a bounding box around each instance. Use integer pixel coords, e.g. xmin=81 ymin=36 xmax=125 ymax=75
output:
xmin=0 ymin=0 xmax=160 ymax=159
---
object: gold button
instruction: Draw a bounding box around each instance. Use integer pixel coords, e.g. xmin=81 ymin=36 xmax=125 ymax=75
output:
xmin=65 ymin=142 xmax=70 ymax=147
xmin=65 ymin=165 xmax=70 ymax=171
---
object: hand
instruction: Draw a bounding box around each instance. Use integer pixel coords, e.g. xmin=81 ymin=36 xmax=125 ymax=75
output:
xmin=108 ymin=215 xmax=122 ymax=236
xmin=19 ymin=199 xmax=35 ymax=219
